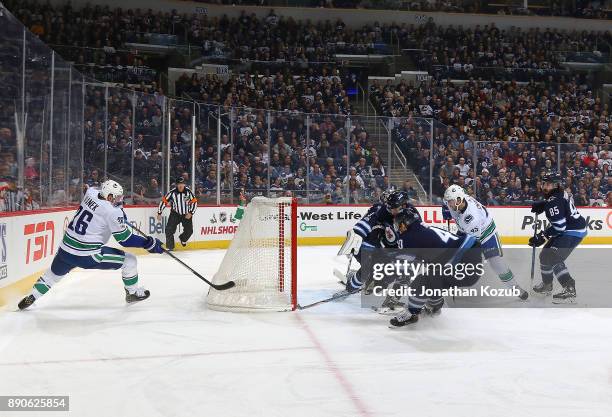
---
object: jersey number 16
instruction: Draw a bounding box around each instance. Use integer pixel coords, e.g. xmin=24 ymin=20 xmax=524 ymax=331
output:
xmin=68 ymin=207 xmax=93 ymax=235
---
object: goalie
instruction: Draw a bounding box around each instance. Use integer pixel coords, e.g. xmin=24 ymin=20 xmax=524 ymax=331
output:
xmin=336 ymin=191 xmax=419 ymax=296
xmin=442 ymin=185 xmax=528 ymax=300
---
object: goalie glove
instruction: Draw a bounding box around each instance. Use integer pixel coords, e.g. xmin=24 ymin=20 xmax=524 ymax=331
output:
xmin=337 ymin=230 xmax=363 ymax=256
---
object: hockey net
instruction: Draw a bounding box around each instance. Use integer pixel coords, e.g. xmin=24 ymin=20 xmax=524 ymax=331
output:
xmin=207 ymin=197 xmax=297 ymax=312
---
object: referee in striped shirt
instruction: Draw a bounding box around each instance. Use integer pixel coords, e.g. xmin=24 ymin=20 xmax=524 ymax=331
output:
xmin=157 ymin=177 xmax=197 ymax=250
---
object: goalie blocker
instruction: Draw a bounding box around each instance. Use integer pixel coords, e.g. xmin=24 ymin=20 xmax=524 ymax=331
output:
xmin=206 ymin=197 xmax=298 ymax=312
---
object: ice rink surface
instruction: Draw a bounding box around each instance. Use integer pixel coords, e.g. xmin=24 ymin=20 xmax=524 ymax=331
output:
xmin=2 ymin=246 xmax=612 ymax=417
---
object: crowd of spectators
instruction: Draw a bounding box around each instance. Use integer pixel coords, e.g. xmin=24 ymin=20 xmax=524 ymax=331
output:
xmin=192 ymin=0 xmax=611 ymax=19
xmin=385 ymin=20 xmax=611 ymax=81
xmin=79 ymin=83 xmax=388 ymax=206
xmin=1 ymin=0 xmax=611 ymax=211
xmin=175 ymin=69 xmax=355 ymax=114
xmin=82 ymin=84 xmax=167 ymax=205
xmin=378 ymin=76 xmax=611 ymax=206
xmin=5 ymin=0 xmax=609 ymax=88
xmin=191 ymin=109 xmax=390 ymax=204
xmin=4 ymin=1 xmax=394 ymax=67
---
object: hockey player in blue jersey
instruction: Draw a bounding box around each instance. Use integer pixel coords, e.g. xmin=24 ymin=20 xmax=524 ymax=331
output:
xmin=389 ymin=208 xmax=481 ymax=328
xmin=18 ymin=180 xmax=165 ymax=310
xmin=336 ymin=191 xmax=419 ymax=296
xmin=529 ymin=172 xmax=587 ymax=303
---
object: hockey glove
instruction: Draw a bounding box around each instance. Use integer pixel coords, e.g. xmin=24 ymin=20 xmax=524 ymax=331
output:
xmin=144 ymin=236 xmax=164 ymax=254
xmin=441 ymin=203 xmax=452 ymax=220
xmin=528 ymin=231 xmax=547 ymax=248
xmin=531 ymin=200 xmax=547 ymax=214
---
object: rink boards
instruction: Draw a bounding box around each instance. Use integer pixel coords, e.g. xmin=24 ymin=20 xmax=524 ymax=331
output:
xmin=1 ymin=204 xmax=611 ymax=305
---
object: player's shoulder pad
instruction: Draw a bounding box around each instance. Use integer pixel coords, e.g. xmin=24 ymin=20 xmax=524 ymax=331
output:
xmin=367 ymin=203 xmax=381 ymax=215
xmin=546 ymin=191 xmax=563 ymax=205
xmin=108 ymin=205 xmax=127 ymax=224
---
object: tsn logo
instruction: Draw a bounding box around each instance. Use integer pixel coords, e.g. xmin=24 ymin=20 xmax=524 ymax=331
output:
xmin=24 ymin=221 xmax=55 ymax=264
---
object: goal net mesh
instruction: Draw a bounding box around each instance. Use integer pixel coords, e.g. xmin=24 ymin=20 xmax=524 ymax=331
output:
xmin=207 ymin=197 xmax=297 ymax=312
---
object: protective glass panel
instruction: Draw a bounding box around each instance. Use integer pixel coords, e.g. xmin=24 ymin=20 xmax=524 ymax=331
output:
xmin=195 ymin=103 xmax=221 ymax=205
xmin=131 ymin=90 xmax=165 ymax=205
xmin=83 ymin=78 xmax=105 ymax=190
xmin=304 ymin=113 xmax=348 ymax=204
xmin=268 ymin=109 xmax=308 ymax=202
xmin=1 ymin=20 xmax=25 ymax=211
xmin=227 ymin=107 xmax=270 ymax=205
xmin=103 ymin=86 xmax=133 ymax=199
xmin=167 ymin=98 xmax=195 ymax=196
xmin=346 ymin=114 xmax=389 ymax=204
xmin=68 ymin=72 xmax=85 ymax=204
xmin=473 ymin=141 xmax=559 ymax=206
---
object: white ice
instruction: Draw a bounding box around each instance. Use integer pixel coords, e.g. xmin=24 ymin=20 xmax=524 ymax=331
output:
xmin=1 ymin=246 xmax=612 ymax=417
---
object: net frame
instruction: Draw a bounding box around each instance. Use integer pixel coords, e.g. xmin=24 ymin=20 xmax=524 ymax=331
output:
xmin=207 ymin=197 xmax=297 ymax=312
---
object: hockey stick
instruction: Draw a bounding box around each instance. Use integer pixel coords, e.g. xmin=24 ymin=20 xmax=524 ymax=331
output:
xmin=128 ymin=223 xmax=235 ymax=291
xmin=297 ymin=288 xmax=362 ymax=310
xmin=530 ymin=213 xmax=539 ymax=286
xmin=299 ymin=250 xmax=356 ymax=310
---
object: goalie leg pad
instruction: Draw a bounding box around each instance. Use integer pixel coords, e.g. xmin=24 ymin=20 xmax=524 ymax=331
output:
xmin=337 ymin=230 xmax=363 ymax=256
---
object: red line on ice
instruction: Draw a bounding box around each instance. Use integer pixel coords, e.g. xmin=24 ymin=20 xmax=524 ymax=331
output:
xmin=296 ymin=314 xmax=373 ymax=417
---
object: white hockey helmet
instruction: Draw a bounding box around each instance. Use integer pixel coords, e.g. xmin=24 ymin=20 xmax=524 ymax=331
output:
xmin=444 ymin=185 xmax=467 ymax=210
xmin=100 ymin=180 xmax=124 ymax=205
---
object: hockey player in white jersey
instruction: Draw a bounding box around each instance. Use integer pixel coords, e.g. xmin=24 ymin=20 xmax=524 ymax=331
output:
xmin=442 ymin=185 xmax=528 ymax=300
xmin=18 ymin=180 xmax=164 ymax=310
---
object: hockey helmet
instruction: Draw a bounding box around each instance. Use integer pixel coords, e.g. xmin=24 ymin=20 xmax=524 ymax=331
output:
xmin=541 ymin=171 xmax=562 ymax=198
xmin=541 ymin=171 xmax=562 ymax=185
xmin=379 ymin=189 xmax=392 ymax=205
xmin=385 ymin=191 xmax=409 ymax=211
xmin=443 ymin=185 xmax=467 ymax=210
xmin=393 ymin=207 xmax=420 ymax=231
xmin=100 ymin=180 xmax=124 ymax=205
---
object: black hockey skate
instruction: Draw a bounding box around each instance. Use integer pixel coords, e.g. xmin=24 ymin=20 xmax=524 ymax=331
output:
xmin=125 ymin=288 xmax=150 ymax=304
xmin=180 ymin=241 xmax=187 ymax=247
xmin=532 ymin=281 xmax=553 ymax=295
xmin=515 ymin=286 xmax=529 ymax=301
xmin=18 ymin=294 xmax=36 ymax=310
xmin=389 ymin=310 xmax=419 ymax=328
xmin=552 ymin=285 xmax=576 ymax=304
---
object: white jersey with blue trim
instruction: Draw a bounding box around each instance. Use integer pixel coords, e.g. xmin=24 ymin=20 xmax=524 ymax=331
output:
xmin=59 ymin=187 xmax=134 ymax=256
xmin=445 ymin=196 xmax=496 ymax=243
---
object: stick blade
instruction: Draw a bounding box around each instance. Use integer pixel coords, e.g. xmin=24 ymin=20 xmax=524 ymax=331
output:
xmin=212 ymin=281 xmax=236 ymax=291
